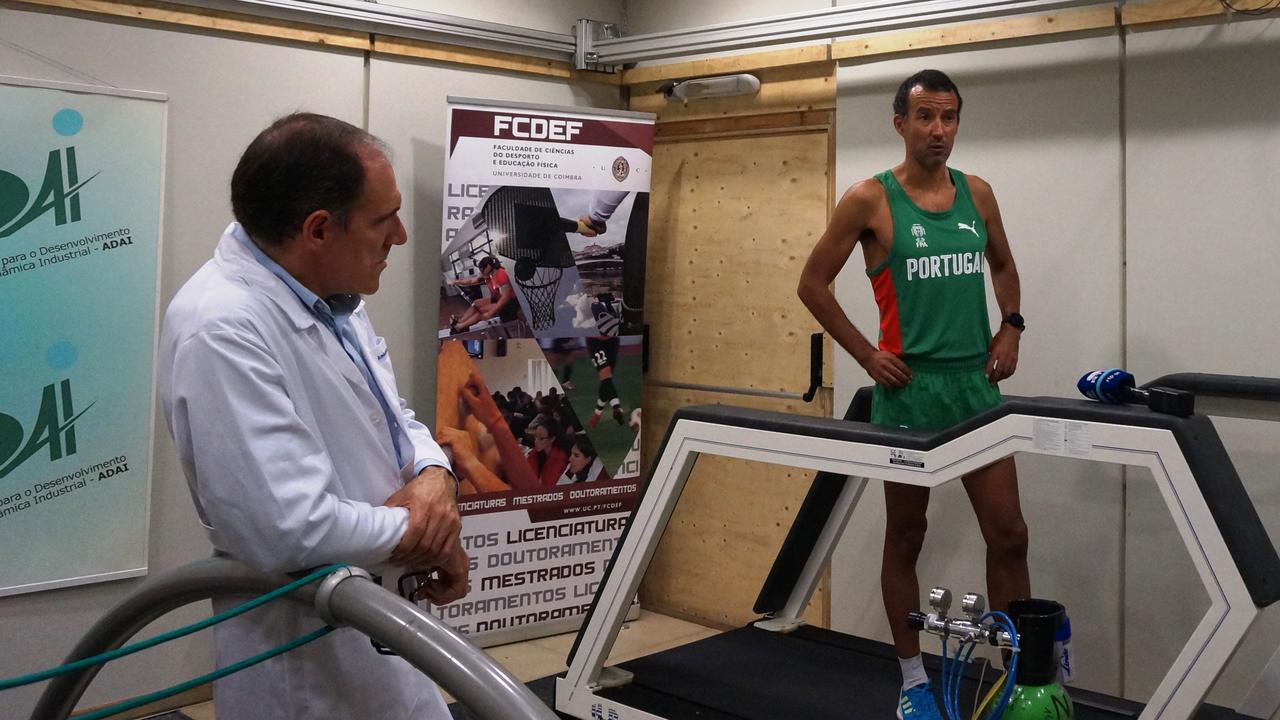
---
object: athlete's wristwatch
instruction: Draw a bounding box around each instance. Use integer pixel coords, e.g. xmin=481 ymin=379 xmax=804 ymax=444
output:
xmin=1002 ymin=312 xmax=1026 ymax=332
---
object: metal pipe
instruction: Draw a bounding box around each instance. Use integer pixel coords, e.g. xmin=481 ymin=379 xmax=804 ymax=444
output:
xmin=171 ymin=0 xmax=576 ymax=58
xmin=30 ymin=557 xmax=313 ymax=720
xmin=29 ymin=557 xmax=557 ymax=720
xmin=321 ymin=576 xmax=556 ymax=720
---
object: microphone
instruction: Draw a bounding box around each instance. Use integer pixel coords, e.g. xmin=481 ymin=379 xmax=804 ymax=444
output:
xmin=1078 ymin=369 xmax=1195 ymax=417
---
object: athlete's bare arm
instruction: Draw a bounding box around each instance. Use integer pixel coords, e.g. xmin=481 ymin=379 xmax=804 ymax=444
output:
xmin=968 ymin=174 xmax=1022 ymax=383
xmin=798 ymin=179 xmax=912 ymax=388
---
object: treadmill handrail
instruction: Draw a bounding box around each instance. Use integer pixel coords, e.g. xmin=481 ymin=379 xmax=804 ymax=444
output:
xmin=1144 ymin=372 xmax=1280 ymax=401
xmin=29 ymin=557 xmax=557 ymax=720
xmin=668 ymin=396 xmax=1280 ymax=608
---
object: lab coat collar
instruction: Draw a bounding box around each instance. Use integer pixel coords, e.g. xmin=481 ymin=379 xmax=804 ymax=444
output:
xmin=213 ymin=224 xmax=381 ymax=406
xmin=214 ymin=223 xmax=367 ymax=332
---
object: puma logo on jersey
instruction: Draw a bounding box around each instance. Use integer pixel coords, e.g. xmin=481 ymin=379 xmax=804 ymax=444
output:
xmin=958 ymin=220 xmax=980 ymax=238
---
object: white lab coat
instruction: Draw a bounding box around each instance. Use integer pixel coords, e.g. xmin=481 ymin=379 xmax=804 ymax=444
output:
xmin=158 ymin=224 xmax=452 ymax=720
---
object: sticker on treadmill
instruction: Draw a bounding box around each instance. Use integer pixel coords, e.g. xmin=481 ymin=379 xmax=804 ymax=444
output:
xmin=888 ymin=448 xmax=925 ymax=469
xmin=1065 ymin=421 xmax=1092 ymax=457
xmin=590 ymin=703 xmax=619 ymax=720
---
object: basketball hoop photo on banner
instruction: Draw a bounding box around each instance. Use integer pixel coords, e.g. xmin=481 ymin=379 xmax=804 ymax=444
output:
xmin=435 ymin=98 xmax=654 ymax=644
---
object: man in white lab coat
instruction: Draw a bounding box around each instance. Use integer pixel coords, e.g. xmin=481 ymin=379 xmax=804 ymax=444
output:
xmin=158 ymin=113 xmax=465 ymax=719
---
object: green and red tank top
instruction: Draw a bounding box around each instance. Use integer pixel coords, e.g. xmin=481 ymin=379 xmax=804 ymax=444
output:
xmin=867 ymin=167 xmax=991 ymax=371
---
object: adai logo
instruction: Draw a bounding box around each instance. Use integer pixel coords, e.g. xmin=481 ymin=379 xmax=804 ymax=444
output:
xmin=0 ymin=380 xmax=93 ymax=479
xmin=0 ymin=109 xmax=99 ymax=239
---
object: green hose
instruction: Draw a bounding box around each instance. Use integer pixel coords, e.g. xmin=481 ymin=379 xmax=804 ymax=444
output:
xmin=0 ymin=563 xmax=346 ymax=717
xmin=74 ymin=626 xmax=333 ymax=720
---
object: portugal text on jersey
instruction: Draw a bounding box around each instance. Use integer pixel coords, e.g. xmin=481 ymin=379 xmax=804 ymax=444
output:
xmin=905 ymin=252 xmax=985 ymax=282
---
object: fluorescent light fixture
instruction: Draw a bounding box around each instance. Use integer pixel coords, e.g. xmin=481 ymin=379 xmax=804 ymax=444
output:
xmin=664 ymin=73 xmax=761 ymax=101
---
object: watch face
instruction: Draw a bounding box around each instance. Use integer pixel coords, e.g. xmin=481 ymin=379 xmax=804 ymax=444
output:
xmin=1006 ymin=313 xmax=1025 ymax=330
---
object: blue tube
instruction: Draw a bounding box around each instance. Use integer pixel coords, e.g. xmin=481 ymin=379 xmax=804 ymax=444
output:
xmin=955 ymin=640 xmax=977 ymax=717
xmin=980 ymin=611 xmax=1019 ymax=719
xmin=940 ymin=635 xmax=952 ymax=719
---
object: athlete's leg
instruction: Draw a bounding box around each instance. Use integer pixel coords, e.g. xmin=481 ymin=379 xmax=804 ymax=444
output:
xmin=882 ymin=481 xmax=931 ymax=660
xmin=454 ymin=299 xmax=487 ymax=330
xmin=962 ymin=457 xmax=1030 ymax=617
xmin=558 ymin=356 xmax=575 ymax=389
xmin=588 ymin=364 xmax=615 ymax=428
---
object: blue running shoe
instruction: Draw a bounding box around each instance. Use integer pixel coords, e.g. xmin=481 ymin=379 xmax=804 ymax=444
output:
xmin=897 ymin=681 xmax=943 ymax=720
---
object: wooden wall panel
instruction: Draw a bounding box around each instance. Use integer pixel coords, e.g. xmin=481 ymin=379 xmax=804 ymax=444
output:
xmin=833 ymin=6 xmax=1116 ymax=61
xmin=645 ymin=129 xmax=830 ymax=394
xmin=638 ymin=385 xmax=830 ymax=629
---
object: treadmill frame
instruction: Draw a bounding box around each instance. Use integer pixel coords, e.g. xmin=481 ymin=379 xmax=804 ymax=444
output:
xmin=557 ymin=396 xmax=1275 ymax=720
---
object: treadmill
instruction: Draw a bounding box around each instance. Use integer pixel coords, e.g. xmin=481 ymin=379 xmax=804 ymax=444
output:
xmin=557 ymin=375 xmax=1280 ymax=720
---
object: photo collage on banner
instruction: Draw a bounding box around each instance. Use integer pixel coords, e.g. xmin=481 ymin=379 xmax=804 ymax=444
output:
xmin=435 ymin=98 xmax=654 ymax=642
xmin=0 ymin=77 xmax=166 ymax=597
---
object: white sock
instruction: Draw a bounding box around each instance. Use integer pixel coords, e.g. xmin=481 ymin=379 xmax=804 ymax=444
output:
xmin=900 ymin=654 xmax=928 ymax=690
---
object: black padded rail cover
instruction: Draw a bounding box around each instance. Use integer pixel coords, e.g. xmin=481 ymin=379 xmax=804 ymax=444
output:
xmin=675 ymin=395 xmax=1280 ymax=608
xmin=1145 ymin=372 xmax=1280 ymax=401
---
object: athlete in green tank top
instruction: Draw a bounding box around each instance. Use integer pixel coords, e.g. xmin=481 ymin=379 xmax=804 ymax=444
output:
xmin=797 ymin=70 xmax=1029 ymax=720
xmin=867 ymin=167 xmax=1002 ymax=431
xmin=870 ymin=167 xmax=990 ymax=371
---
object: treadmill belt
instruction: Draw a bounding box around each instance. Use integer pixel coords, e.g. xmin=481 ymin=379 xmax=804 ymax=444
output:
xmin=595 ymin=625 xmax=1253 ymax=719
xmin=601 ymin=625 xmax=987 ymax=719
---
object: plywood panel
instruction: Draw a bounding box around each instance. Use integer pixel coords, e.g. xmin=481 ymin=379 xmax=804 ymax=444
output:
xmin=639 ymin=385 xmax=829 ymax=629
xmin=645 ymin=129 xmax=829 ymax=393
xmin=833 ymin=6 xmax=1116 ymax=61
xmin=1122 ymin=0 xmax=1275 ymax=25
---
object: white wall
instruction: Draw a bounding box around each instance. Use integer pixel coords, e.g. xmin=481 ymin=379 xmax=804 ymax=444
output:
xmin=1123 ymin=18 xmax=1280 ymax=709
xmin=832 ymin=17 xmax=1280 ymax=712
xmin=0 ymin=2 xmax=620 ymax=713
xmin=832 ymin=34 xmax=1127 ymax=693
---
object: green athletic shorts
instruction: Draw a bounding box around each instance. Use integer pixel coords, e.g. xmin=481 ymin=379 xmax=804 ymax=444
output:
xmin=871 ymin=367 xmax=1002 ymax=433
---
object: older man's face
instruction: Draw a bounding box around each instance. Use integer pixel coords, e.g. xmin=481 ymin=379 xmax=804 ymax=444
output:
xmin=322 ymin=149 xmax=406 ymax=296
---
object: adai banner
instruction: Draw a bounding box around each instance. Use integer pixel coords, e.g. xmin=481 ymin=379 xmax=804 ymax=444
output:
xmin=0 ymin=76 xmax=166 ymax=597
xmin=433 ymin=97 xmax=653 ymax=643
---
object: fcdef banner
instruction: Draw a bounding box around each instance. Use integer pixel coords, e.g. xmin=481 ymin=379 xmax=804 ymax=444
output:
xmin=0 ymin=77 xmax=166 ymax=597
xmin=435 ymin=98 xmax=653 ymax=642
